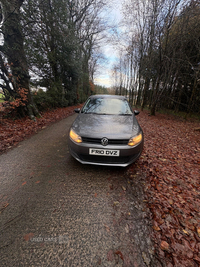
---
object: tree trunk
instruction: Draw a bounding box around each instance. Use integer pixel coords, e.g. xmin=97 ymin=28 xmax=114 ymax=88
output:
xmin=141 ymin=77 xmax=150 ymax=111
xmin=136 ymin=78 xmax=143 ymax=107
xmin=150 ymin=79 xmax=160 ymax=115
xmin=186 ymin=76 xmax=198 ymax=118
xmin=1 ymin=0 xmax=40 ymax=119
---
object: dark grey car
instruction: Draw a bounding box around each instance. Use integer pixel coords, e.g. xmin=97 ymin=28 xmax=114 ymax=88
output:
xmin=68 ymin=95 xmax=144 ymax=167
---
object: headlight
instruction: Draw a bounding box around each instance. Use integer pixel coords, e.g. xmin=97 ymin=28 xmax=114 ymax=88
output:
xmin=69 ymin=129 xmax=82 ymax=143
xmin=128 ymin=133 xmax=142 ymax=146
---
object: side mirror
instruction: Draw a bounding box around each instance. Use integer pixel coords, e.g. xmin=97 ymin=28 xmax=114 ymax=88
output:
xmin=134 ymin=110 xmax=140 ymax=116
xmin=74 ymin=108 xmax=80 ymax=113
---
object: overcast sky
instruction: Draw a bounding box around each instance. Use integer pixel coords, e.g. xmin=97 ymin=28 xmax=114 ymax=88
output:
xmin=94 ymin=1 xmax=123 ymax=88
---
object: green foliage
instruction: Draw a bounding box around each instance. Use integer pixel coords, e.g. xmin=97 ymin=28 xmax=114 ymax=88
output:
xmin=20 ymin=0 xmax=107 ymax=111
xmin=0 ymin=0 xmax=108 ymax=116
xmin=0 ymin=92 xmax=5 ymax=102
xmin=0 ymin=89 xmax=14 ymax=102
xmin=33 ymin=89 xmax=69 ymax=111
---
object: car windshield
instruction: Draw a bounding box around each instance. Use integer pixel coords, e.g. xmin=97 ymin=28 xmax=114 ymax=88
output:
xmin=81 ymin=97 xmax=133 ymax=115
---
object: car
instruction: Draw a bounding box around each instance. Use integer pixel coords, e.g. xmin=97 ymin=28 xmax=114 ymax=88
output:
xmin=68 ymin=94 xmax=144 ymax=167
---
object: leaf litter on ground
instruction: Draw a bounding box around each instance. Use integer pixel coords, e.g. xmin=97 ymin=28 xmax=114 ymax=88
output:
xmin=127 ymin=110 xmax=200 ymax=266
xmin=0 ymin=104 xmax=82 ymax=153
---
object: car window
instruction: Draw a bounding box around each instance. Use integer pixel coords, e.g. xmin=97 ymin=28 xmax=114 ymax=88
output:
xmin=81 ymin=98 xmax=133 ymax=115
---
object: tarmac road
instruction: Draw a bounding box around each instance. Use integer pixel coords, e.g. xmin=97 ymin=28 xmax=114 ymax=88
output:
xmin=0 ymin=113 xmax=160 ymax=266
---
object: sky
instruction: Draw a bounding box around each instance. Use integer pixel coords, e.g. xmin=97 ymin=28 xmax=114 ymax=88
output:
xmin=94 ymin=1 xmax=123 ymax=88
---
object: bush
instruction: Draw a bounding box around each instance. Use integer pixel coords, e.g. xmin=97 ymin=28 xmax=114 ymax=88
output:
xmin=33 ymin=89 xmax=70 ymax=111
xmin=33 ymin=89 xmax=51 ymax=111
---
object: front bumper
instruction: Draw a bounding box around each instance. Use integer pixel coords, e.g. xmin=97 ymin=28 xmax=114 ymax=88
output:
xmin=68 ymin=138 xmax=144 ymax=167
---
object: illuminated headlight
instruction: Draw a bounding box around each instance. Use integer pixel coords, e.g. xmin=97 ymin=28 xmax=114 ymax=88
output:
xmin=69 ymin=129 xmax=82 ymax=143
xmin=128 ymin=133 xmax=142 ymax=146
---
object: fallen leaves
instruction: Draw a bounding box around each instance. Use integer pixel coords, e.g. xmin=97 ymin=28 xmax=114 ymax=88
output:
xmin=153 ymin=225 xmax=161 ymax=231
xmin=0 ymin=202 xmax=9 ymax=213
xmin=182 ymin=229 xmax=189 ymax=235
xmin=24 ymin=233 xmax=34 ymax=241
xmin=160 ymin=241 xmax=170 ymax=251
xmin=128 ymin=110 xmax=200 ymax=266
xmin=115 ymin=250 xmax=124 ymax=261
xmin=194 ymin=127 xmax=200 ymax=132
xmin=104 ymin=224 xmax=110 ymax=232
xmin=153 ymin=221 xmax=161 ymax=231
xmin=0 ymin=104 xmax=83 ymax=153
xmin=197 ymin=227 xmax=200 ymax=237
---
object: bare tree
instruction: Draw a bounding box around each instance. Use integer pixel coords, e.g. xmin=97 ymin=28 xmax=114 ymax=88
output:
xmin=118 ymin=0 xmax=195 ymax=115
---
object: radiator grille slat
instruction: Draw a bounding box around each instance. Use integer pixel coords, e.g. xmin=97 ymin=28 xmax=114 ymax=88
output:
xmin=81 ymin=137 xmax=129 ymax=145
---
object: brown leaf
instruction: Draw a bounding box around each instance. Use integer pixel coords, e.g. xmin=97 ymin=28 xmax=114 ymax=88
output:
xmin=153 ymin=225 xmax=161 ymax=231
xmin=115 ymin=250 xmax=124 ymax=261
xmin=0 ymin=202 xmax=9 ymax=213
xmin=153 ymin=220 xmax=161 ymax=231
xmin=24 ymin=233 xmax=34 ymax=241
xmin=104 ymin=224 xmax=110 ymax=232
xmin=197 ymin=226 xmax=200 ymax=237
xmin=168 ymin=199 xmax=173 ymax=205
xmin=182 ymin=229 xmax=189 ymax=235
xmin=193 ymin=256 xmax=200 ymax=263
xmin=160 ymin=241 xmax=169 ymax=251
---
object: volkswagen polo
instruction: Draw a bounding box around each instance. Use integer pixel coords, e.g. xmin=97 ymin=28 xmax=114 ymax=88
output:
xmin=68 ymin=95 xmax=143 ymax=167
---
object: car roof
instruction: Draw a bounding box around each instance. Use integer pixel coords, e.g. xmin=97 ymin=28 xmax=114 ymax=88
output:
xmin=89 ymin=94 xmax=127 ymax=100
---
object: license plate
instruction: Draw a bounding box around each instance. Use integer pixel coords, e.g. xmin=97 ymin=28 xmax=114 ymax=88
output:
xmin=89 ymin=148 xmax=120 ymax=157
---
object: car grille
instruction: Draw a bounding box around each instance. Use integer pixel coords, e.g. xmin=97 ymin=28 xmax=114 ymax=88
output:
xmin=81 ymin=137 xmax=129 ymax=145
xmin=79 ymin=154 xmax=139 ymax=164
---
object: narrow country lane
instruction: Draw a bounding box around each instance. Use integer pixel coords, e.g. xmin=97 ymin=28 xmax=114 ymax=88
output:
xmin=0 ymin=114 xmax=159 ymax=267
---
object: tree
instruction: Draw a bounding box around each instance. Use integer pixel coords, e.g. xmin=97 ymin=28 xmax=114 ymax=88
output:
xmin=116 ymin=0 xmax=199 ymax=116
xmin=163 ymin=0 xmax=200 ymax=115
xmin=0 ymin=0 xmax=109 ymax=115
xmin=22 ymin=0 xmax=108 ymax=105
xmin=0 ymin=0 xmax=40 ymax=119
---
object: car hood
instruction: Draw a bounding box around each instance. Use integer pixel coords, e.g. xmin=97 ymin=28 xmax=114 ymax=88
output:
xmin=72 ymin=114 xmax=140 ymax=139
